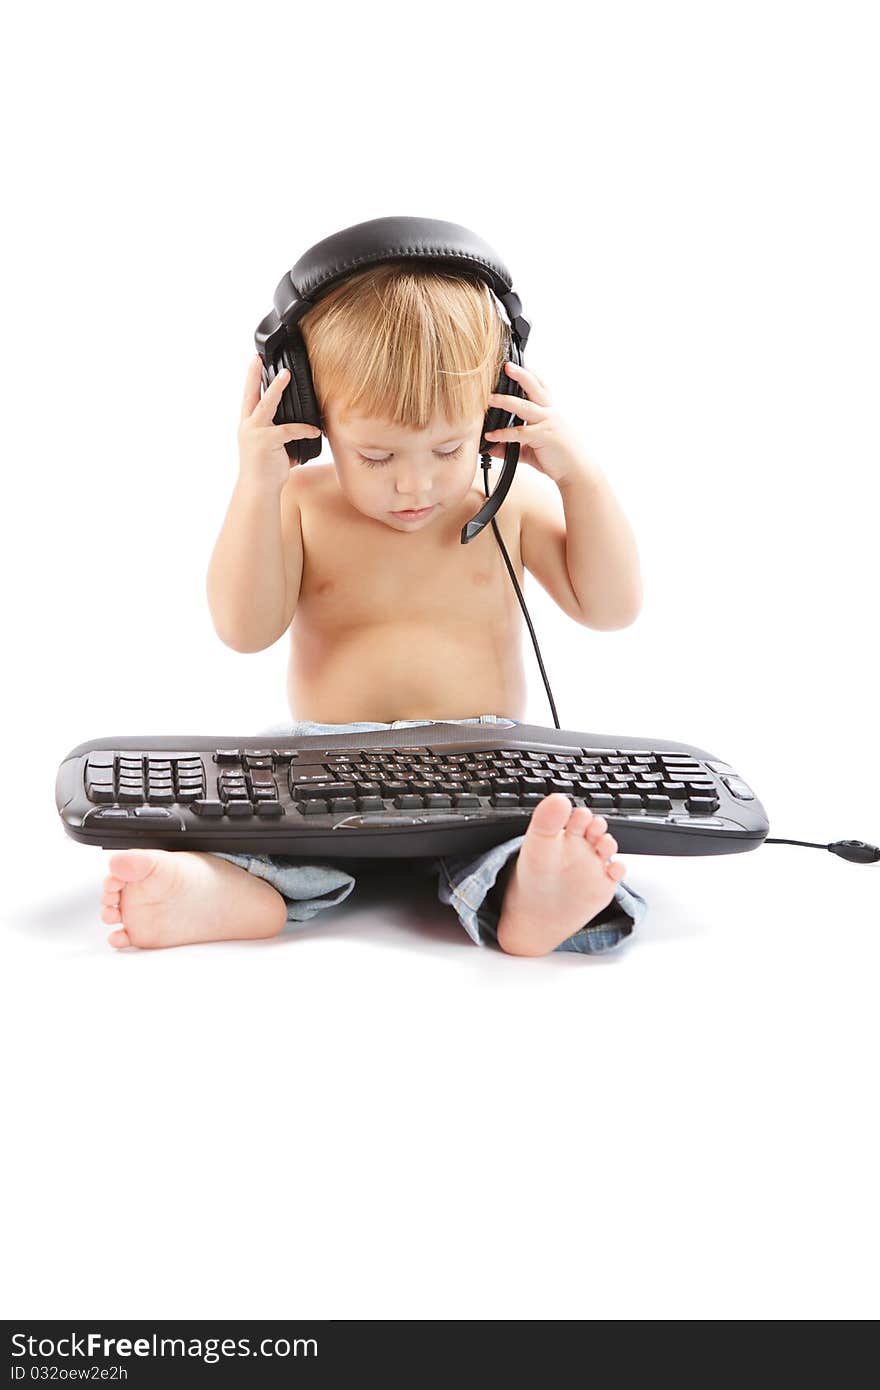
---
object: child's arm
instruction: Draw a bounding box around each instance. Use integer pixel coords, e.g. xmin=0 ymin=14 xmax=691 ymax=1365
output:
xmin=485 ymin=362 xmax=642 ymax=630
xmin=206 ymin=357 xmax=320 ymax=652
xmin=206 ymin=474 xmax=302 ymax=651
xmin=517 ymin=465 xmax=641 ymax=630
xmin=557 ymin=459 xmax=642 ymax=629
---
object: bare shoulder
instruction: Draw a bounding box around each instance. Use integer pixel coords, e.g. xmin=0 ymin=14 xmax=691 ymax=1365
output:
xmin=506 ymin=463 xmax=558 ymax=531
xmin=280 ymin=459 xmax=334 ymax=512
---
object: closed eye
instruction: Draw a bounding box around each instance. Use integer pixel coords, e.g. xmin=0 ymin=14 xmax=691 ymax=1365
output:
xmin=359 ymin=443 xmax=466 ymax=468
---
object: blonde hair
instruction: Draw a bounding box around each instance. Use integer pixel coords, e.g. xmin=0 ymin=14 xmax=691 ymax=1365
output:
xmin=298 ymin=260 xmax=509 ymax=432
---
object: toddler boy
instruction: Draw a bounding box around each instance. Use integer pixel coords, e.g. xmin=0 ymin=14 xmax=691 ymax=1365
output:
xmin=98 ymin=262 xmax=647 ymax=955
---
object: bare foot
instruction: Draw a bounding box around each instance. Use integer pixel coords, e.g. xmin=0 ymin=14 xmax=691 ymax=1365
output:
xmin=496 ymin=794 xmax=628 ymax=956
xmin=99 ymin=849 xmax=289 ymax=950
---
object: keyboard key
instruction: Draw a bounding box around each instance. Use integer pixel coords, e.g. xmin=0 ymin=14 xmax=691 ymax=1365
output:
xmin=723 ymin=775 xmax=755 ymax=800
xmin=520 ymin=776 xmax=548 ymax=794
xmin=192 ymin=799 xmax=224 ymax=816
xmin=297 ymin=783 xmax=352 ymax=800
xmin=88 ymin=786 xmax=116 ymax=804
xmin=380 ymin=781 xmax=410 ymax=797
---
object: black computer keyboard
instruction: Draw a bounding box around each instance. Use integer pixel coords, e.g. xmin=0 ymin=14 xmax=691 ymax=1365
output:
xmin=55 ymin=722 xmax=769 ymax=859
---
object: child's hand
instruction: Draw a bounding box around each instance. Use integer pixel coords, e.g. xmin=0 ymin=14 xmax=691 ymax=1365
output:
xmin=238 ymin=356 xmax=322 ymax=491
xmin=483 ymin=362 xmax=589 ymax=485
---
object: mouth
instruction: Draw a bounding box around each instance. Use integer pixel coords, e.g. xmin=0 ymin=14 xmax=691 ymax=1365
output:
xmin=391 ymin=506 xmax=436 ymax=520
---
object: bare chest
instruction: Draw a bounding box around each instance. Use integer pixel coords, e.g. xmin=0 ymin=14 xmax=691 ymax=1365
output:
xmin=285 ymin=465 xmax=528 ymax=722
xmin=297 ymin=466 xmax=524 ymax=628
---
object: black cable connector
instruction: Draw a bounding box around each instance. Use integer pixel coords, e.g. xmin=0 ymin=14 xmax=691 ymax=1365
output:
xmin=764 ymin=837 xmax=880 ymax=863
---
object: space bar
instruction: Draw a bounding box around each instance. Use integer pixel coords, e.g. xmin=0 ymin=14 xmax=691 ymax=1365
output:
xmin=335 ymin=812 xmax=487 ymax=828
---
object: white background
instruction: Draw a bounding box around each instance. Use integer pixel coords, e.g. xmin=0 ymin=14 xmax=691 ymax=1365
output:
xmin=2 ymin=0 xmax=878 ymax=1321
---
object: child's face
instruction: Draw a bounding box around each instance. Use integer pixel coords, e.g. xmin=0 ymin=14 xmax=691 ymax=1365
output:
xmin=323 ymin=404 xmax=485 ymax=531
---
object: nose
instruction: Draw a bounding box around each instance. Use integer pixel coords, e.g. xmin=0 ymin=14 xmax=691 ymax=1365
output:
xmin=394 ymin=472 xmax=433 ymax=505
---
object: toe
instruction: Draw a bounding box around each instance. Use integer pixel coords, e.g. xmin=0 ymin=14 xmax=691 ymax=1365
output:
xmin=108 ymin=849 xmax=160 ymax=884
xmin=585 ymin=815 xmax=608 ymax=844
xmin=563 ymin=806 xmax=592 ymax=836
xmin=108 ymin=927 xmax=133 ymax=949
xmin=101 ymin=904 xmax=122 ymax=924
xmin=103 ymin=875 xmax=124 ymax=893
xmin=596 ymin=832 xmax=618 ymax=858
xmin=528 ymin=793 xmax=573 ymax=837
xmin=605 ymin=859 xmax=627 ymax=883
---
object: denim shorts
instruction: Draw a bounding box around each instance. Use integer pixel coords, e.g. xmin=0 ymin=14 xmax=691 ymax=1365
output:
xmin=208 ymin=715 xmax=649 ymax=954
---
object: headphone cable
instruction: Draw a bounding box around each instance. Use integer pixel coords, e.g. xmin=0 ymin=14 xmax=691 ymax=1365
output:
xmin=482 ymin=455 xmax=561 ymax=730
xmin=480 ymin=462 xmax=878 ymax=864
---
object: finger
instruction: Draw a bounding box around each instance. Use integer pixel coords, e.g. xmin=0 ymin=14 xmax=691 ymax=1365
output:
xmin=250 ymin=365 xmax=291 ymax=424
xmin=486 ymin=392 xmax=546 ymax=422
xmin=482 ymin=425 xmax=532 ymax=443
xmin=240 ymin=355 xmax=266 ymax=423
xmin=275 ymin=421 xmax=321 ymax=442
xmin=506 ymin=360 xmax=546 ymax=387
xmin=505 ymin=361 xmax=552 ymax=404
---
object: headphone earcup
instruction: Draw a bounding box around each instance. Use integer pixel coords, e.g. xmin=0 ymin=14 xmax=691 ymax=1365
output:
xmin=269 ymin=330 xmax=324 ymax=464
xmin=480 ymin=343 xmax=526 ymax=453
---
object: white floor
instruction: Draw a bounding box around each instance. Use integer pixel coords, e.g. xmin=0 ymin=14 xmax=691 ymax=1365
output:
xmin=4 ymin=807 xmax=878 ymax=1320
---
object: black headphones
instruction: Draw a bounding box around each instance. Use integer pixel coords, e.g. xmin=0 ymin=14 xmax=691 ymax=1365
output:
xmin=254 ymin=215 xmax=531 ymax=545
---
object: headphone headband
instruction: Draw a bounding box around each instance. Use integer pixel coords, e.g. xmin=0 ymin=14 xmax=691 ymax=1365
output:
xmin=256 ymin=215 xmax=530 ymax=357
xmin=254 ymin=216 xmax=531 ymax=544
